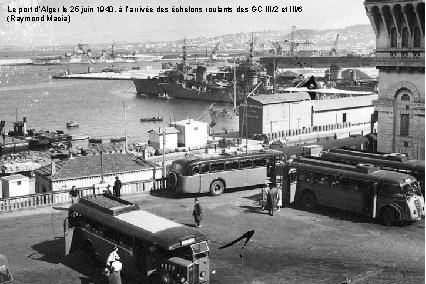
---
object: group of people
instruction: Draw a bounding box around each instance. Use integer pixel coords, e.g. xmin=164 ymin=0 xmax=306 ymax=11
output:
xmin=69 ymin=176 xmax=123 ymax=204
xmin=103 ymin=246 xmax=123 ymax=284
xmin=261 ymin=183 xmax=283 ymax=216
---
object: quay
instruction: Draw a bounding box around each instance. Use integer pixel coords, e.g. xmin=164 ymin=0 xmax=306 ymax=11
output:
xmin=52 ymin=69 xmax=162 ymax=80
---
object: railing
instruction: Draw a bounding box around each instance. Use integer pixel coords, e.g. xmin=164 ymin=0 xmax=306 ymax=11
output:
xmin=0 ymin=178 xmax=167 ymax=212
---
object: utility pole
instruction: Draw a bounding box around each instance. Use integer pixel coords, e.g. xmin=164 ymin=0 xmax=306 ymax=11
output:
xmin=100 ymin=150 xmax=105 ymax=183
xmin=162 ymin=129 xmax=166 ymax=178
xmin=123 ymin=102 xmax=128 ymax=153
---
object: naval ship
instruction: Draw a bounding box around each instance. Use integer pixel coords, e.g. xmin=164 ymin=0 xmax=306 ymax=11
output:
xmin=132 ymin=41 xmax=274 ymax=104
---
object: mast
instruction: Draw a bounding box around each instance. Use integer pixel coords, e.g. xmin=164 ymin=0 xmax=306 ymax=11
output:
xmin=233 ymin=61 xmax=237 ymax=112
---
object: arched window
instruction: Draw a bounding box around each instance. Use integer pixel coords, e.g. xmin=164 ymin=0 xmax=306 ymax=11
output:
xmin=390 ymin=27 xmax=398 ymax=47
xmin=401 ymin=27 xmax=409 ymax=48
xmin=401 ymin=94 xmax=410 ymax=101
xmin=414 ymin=27 xmax=421 ymax=48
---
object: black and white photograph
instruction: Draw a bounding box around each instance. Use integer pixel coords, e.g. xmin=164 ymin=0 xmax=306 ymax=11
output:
xmin=0 ymin=0 xmax=424 ymax=283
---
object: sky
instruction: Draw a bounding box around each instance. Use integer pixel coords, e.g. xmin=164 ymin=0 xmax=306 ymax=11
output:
xmin=0 ymin=0 xmax=371 ymax=46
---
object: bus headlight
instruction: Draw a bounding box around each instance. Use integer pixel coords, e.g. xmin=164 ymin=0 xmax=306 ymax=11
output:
xmin=200 ymin=271 xmax=206 ymax=278
xmin=180 ymin=277 xmax=186 ymax=283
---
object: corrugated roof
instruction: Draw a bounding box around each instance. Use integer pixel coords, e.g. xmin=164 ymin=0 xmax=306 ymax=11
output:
xmin=35 ymin=154 xmax=157 ymax=181
xmin=148 ymin=127 xmax=180 ymax=135
xmin=248 ymin=92 xmax=311 ymax=105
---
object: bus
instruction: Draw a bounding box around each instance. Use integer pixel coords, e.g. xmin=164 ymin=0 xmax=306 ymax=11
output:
xmin=282 ymin=156 xmax=424 ymax=226
xmin=321 ymin=148 xmax=425 ymax=195
xmin=167 ymin=150 xmax=284 ymax=195
xmin=64 ymin=195 xmax=210 ymax=284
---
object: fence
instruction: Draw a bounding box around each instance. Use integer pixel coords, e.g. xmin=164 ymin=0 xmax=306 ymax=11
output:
xmin=0 ymin=178 xmax=167 ymax=212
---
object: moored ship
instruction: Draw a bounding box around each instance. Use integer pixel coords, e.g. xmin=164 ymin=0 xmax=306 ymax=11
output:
xmin=133 ymin=40 xmax=274 ymax=104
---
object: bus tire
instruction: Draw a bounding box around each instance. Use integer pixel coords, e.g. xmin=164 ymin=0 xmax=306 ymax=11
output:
xmin=301 ymin=190 xmax=317 ymax=210
xmin=380 ymin=206 xmax=399 ymax=226
xmin=210 ymin=180 xmax=225 ymax=196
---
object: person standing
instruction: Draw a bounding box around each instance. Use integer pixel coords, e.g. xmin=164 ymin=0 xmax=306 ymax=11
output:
xmin=109 ymin=255 xmax=123 ymax=284
xmin=276 ymin=185 xmax=282 ymax=212
xmin=69 ymin=186 xmax=79 ymax=204
xmin=113 ymin=176 xmax=122 ymax=198
xmin=265 ymin=184 xmax=277 ymax=216
xmin=193 ymin=198 xmax=203 ymax=228
xmin=106 ymin=246 xmax=119 ymax=269
xmin=261 ymin=183 xmax=269 ymax=210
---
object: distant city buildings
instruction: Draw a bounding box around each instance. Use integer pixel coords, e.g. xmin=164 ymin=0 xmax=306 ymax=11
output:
xmin=364 ymin=0 xmax=425 ymax=159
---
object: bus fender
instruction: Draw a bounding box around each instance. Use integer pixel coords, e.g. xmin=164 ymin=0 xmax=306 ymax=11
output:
xmin=378 ymin=204 xmax=401 ymax=220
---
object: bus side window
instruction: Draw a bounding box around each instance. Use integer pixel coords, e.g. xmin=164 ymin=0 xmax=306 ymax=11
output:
xmin=210 ymin=162 xmax=225 ymax=172
xmin=240 ymin=159 xmax=253 ymax=169
xmin=226 ymin=161 xmax=239 ymax=170
xmin=253 ymin=158 xmax=267 ymax=167
xmin=200 ymin=164 xmax=209 ymax=174
xmin=191 ymin=165 xmax=200 ymax=175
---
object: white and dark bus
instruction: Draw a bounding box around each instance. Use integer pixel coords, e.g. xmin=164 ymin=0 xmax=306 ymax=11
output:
xmin=282 ymin=157 xmax=424 ymax=226
xmin=64 ymin=195 xmax=210 ymax=284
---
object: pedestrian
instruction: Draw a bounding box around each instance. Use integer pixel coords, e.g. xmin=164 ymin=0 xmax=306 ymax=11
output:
xmin=192 ymin=198 xmax=203 ymax=227
xmin=69 ymin=186 xmax=79 ymax=204
xmin=109 ymin=255 xmax=123 ymax=284
xmin=106 ymin=246 xmax=119 ymax=269
xmin=260 ymin=183 xmax=269 ymax=210
xmin=265 ymin=184 xmax=277 ymax=216
xmin=113 ymin=176 xmax=122 ymax=198
xmin=276 ymin=184 xmax=282 ymax=212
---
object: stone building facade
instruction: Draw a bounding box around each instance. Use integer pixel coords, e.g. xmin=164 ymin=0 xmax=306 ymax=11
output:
xmin=364 ymin=0 xmax=425 ymax=159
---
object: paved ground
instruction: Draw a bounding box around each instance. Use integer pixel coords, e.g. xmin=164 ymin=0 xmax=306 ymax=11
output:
xmin=0 ymin=189 xmax=424 ymax=284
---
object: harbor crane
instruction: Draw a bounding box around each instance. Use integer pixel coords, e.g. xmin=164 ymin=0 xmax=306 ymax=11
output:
xmin=329 ymin=33 xmax=340 ymax=56
xmin=269 ymin=40 xmax=284 ymax=56
xmin=283 ymin=26 xmax=312 ymax=57
xmin=210 ymin=41 xmax=222 ymax=60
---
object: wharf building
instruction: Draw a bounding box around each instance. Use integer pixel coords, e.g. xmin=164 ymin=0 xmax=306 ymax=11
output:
xmin=239 ymin=91 xmax=377 ymax=142
xmin=364 ymin=0 xmax=425 ymax=159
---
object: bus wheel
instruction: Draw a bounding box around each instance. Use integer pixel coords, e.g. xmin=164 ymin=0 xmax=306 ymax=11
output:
xmin=381 ymin=207 xmax=398 ymax=226
xmin=301 ymin=191 xmax=316 ymax=210
xmin=210 ymin=180 xmax=225 ymax=196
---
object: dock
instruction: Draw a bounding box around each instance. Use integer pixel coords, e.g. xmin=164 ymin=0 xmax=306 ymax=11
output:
xmin=53 ymin=69 xmax=163 ymax=80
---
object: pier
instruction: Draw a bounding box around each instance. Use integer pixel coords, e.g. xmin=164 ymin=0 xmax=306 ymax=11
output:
xmin=52 ymin=69 xmax=162 ymax=80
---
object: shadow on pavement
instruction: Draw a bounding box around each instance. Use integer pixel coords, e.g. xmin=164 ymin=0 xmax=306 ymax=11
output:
xmin=52 ymin=206 xmax=70 ymax=211
xmin=240 ymin=205 xmax=269 ymax=215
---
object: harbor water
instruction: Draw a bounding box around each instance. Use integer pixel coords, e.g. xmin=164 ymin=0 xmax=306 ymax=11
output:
xmin=0 ymin=62 xmax=239 ymax=143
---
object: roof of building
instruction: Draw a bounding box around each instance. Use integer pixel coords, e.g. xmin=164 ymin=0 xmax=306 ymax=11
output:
xmin=1 ymin=174 xmax=28 ymax=181
xmin=34 ymin=153 xmax=158 ymax=181
xmin=148 ymin=127 xmax=180 ymax=135
xmin=173 ymin=119 xmax=207 ymax=127
xmin=248 ymin=92 xmax=311 ymax=105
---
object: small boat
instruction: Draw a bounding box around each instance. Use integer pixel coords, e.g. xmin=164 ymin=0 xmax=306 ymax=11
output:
xmin=140 ymin=116 xmax=163 ymax=122
xmin=66 ymin=121 xmax=79 ymax=128
xmin=89 ymin=138 xmax=103 ymax=144
xmin=110 ymin=136 xmax=126 ymax=143
xmin=71 ymin=135 xmax=89 ymax=141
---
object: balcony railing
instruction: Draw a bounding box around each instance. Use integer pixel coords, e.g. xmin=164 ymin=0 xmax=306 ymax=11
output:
xmin=0 ymin=178 xmax=167 ymax=212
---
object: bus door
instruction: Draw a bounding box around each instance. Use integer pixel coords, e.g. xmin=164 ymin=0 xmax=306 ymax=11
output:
xmin=133 ymin=239 xmax=147 ymax=282
xmin=363 ymin=183 xmax=377 ymax=218
xmin=64 ymin=217 xmax=75 ymax=255
xmin=282 ymin=166 xmax=297 ymax=204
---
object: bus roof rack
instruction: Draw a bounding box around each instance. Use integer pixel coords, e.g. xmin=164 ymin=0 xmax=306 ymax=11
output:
xmin=79 ymin=194 xmax=140 ymax=216
xmin=295 ymin=156 xmax=380 ymax=174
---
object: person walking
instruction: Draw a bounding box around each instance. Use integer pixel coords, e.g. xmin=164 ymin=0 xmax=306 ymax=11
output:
xmin=109 ymin=255 xmax=123 ymax=284
xmin=260 ymin=183 xmax=269 ymax=210
xmin=69 ymin=186 xmax=79 ymax=204
xmin=276 ymin=185 xmax=282 ymax=212
xmin=193 ymin=198 xmax=203 ymax=228
xmin=113 ymin=176 xmax=122 ymax=198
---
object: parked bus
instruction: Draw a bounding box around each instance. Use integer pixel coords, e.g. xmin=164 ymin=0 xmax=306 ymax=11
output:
xmin=167 ymin=150 xmax=284 ymax=195
xmin=282 ymin=157 xmax=424 ymax=226
xmin=64 ymin=195 xmax=210 ymax=284
xmin=321 ymin=148 xmax=425 ymax=195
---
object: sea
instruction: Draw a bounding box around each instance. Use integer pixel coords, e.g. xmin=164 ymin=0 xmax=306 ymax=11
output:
xmin=0 ymin=60 xmax=239 ymax=144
